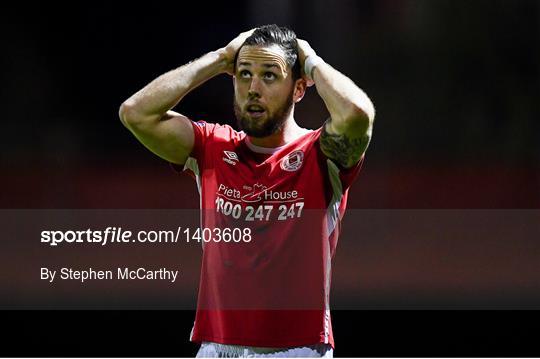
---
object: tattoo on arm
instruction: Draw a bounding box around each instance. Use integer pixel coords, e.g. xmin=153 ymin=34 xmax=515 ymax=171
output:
xmin=320 ymin=119 xmax=371 ymax=168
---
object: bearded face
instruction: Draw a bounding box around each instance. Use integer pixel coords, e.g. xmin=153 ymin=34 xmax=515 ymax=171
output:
xmin=234 ymin=88 xmax=294 ymax=138
xmin=233 ymin=44 xmax=297 ymax=138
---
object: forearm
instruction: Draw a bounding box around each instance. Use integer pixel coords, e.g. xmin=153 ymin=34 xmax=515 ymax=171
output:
xmin=121 ymin=49 xmax=228 ymax=122
xmin=311 ymin=60 xmax=375 ymax=132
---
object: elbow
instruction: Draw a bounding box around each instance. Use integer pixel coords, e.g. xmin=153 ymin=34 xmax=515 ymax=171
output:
xmin=352 ymin=100 xmax=375 ymax=126
xmin=118 ymin=100 xmax=131 ymax=128
xmin=118 ymin=99 xmax=143 ymax=130
xmin=343 ymin=102 xmax=375 ymax=134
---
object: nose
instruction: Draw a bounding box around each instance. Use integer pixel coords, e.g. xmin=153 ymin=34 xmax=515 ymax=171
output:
xmin=248 ymin=77 xmax=262 ymax=99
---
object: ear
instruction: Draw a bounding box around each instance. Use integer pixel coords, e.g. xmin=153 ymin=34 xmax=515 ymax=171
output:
xmin=293 ymin=78 xmax=307 ymax=103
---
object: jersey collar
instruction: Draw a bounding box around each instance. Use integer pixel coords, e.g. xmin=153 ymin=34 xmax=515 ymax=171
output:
xmin=244 ymin=136 xmax=286 ymax=154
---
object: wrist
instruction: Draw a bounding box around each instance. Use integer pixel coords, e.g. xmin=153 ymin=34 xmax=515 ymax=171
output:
xmin=213 ymin=48 xmax=231 ymax=73
xmin=304 ymin=54 xmax=323 ymax=81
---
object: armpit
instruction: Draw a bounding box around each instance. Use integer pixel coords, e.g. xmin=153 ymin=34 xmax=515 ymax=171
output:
xmin=319 ymin=119 xmax=371 ymax=169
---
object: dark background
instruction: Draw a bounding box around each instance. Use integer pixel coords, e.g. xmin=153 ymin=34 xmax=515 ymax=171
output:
xmin=1 ymin=0 xmax=539 ymax=356
xmin=2 ymin=0 xmax=539 ymax=208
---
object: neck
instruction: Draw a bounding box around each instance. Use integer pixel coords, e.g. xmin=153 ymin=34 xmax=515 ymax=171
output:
xmin=248 ymin=110 xmax=303 ymax=148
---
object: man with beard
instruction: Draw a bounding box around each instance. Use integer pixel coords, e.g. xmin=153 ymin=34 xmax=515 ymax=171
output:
xmin=120 ymin=25 xmax=375 ymax=358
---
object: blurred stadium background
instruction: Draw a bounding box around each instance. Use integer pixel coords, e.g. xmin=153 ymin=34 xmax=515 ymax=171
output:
xmin=2 ymin=0 xmax=538 ymax=208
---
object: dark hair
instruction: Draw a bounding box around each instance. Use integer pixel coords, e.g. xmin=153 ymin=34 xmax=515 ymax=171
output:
xmin=235 ymin=24 xmax=301 ymax=80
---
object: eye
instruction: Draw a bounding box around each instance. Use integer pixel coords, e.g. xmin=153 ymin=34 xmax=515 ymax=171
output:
xmin=264 ymin=72 xmax=276 ymax=80
xmin=239 ymin=70 xmax=251 ymax=78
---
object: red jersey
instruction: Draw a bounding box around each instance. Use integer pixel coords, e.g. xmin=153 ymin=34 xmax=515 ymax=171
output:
xmin=183 ymin=120 xmax=363 ymax=349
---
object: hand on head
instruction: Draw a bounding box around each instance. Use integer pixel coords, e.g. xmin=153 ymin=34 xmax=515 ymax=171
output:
xmin=221 ymin=29 xmax=317 ymax=88
xmin=222 ymin=29 xmax=256 ymax=75
xmin=297 ymin=39 xmax=317 ymax=87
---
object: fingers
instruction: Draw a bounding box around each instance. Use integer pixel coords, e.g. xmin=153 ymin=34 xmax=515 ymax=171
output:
xmin=242 ymin=28 xmax=256 ymax=37
xmin=222 ymin=28 xmax=257 ymax=74
xmin=297 ymin=39 xmax=310 ymax=51
xmin=236 ymin=28 xmax=256 ymax=44
xmin=297 ymin=39 xmax=315 ymax=57
xmin=230 ymin=28 xmax=256 ymax=52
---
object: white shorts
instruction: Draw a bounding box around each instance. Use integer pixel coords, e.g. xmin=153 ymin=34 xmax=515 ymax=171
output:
xmin=196 ymin=341 xmax=333 ymax=358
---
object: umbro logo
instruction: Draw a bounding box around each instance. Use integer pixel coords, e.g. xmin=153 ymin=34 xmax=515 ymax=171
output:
xmin=223 ymin=151 xmax=239 ymax=166
xmin=224 ymin=151 xmax=239 ymax=161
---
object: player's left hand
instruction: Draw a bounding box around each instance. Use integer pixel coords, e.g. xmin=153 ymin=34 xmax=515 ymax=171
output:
xmin=297 ymin=39 xmax=316 ymax=87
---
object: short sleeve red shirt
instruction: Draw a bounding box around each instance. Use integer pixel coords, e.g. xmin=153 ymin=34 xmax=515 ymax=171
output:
xmin=183 ymin=120 xmax=364 ymax=349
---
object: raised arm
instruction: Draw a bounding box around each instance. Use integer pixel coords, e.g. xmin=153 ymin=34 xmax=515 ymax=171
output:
xmin=297 ymin=39 xmax=375 ymax=169
xmin=119 ymin=29 xmax=254 ymax=165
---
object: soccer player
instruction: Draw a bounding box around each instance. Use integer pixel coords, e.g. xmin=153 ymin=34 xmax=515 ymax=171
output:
xmin=119 ymin=25 xmax=375 ymax=358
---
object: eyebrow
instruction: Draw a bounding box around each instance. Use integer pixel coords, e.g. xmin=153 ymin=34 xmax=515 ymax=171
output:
xmin=238 ymin=62 xmax=280 ymax=70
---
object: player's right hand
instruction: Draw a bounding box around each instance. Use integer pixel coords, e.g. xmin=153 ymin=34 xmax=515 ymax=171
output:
xmin=221 ymin=28 xmax=256 ymax=75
